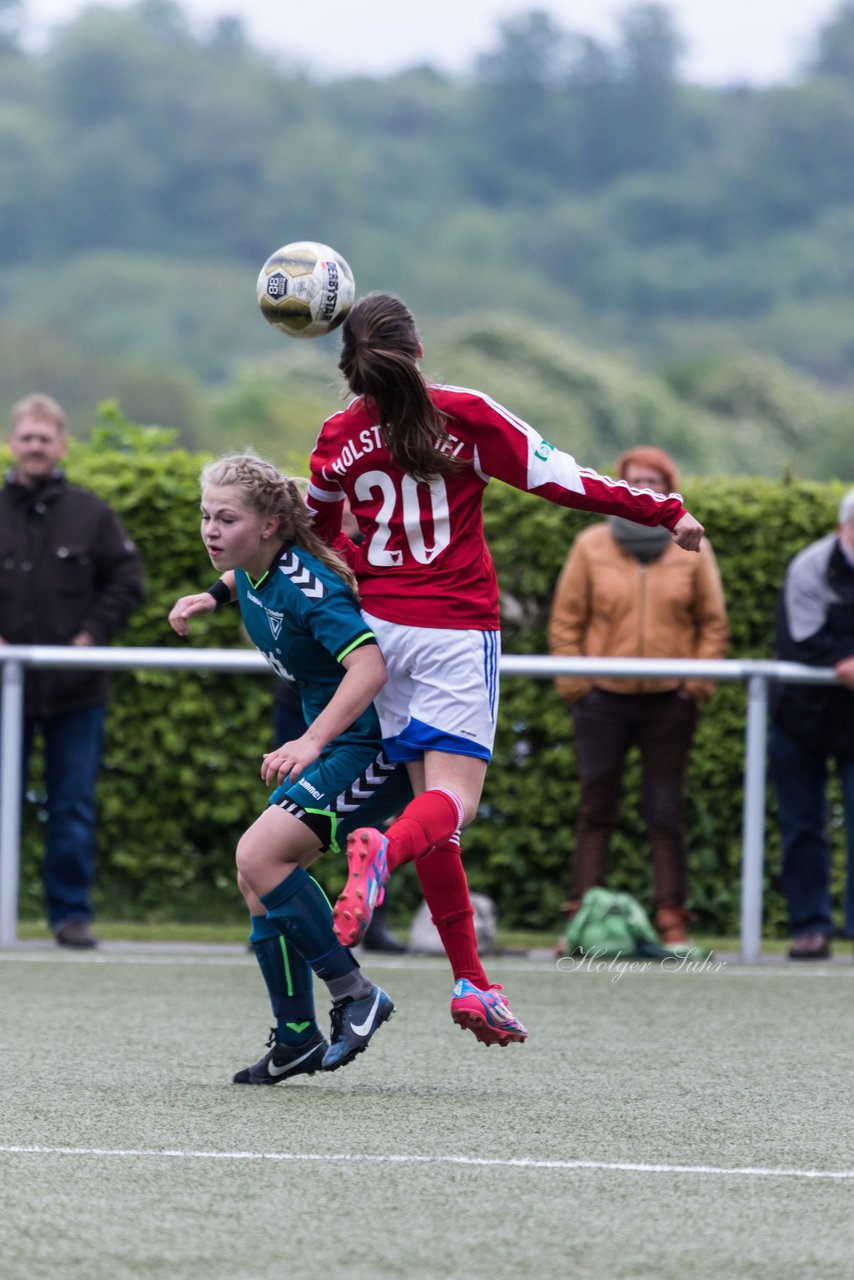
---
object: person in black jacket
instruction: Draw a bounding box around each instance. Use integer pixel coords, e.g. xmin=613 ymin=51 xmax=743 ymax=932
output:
xmin=0 ymin=395 xmax=144 ymax=947
xmin=769 ymin=487 xmax=854 ymax=960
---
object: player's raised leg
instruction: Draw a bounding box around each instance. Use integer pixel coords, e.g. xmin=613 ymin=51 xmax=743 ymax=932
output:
xmin=333 ymin=785 xmax=466 ymax=946
xmin=333 ymin=826 xmax=390 ymax=947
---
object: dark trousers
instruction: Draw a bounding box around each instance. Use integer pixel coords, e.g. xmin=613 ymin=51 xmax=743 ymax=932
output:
xmin=768 ymin=724 xmax=854 ymax=939
xmin=570 ymin=688 xmax=699 ymax=911
xmin=23 ymin=705 xmax=106 ymax=929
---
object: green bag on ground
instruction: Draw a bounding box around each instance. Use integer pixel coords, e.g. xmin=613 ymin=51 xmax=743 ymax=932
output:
xmin=564 ymin=887 xmax=671 ymax=960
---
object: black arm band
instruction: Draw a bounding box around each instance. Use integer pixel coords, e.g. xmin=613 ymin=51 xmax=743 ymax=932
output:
xmin=206 ymin=579 xmax=232 ymax=606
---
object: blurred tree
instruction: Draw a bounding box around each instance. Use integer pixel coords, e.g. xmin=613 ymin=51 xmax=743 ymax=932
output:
xmin=565 ymin=34 xmax=622 ymax=186
xmin=470 ymin=10 xmax=576 ymax=198
xmin=616 ymin=3 xmax=686 ymax=170
xmin=734 ymin=82 xmax=854 ymax=227
xmin=0 ymin=105 xmax=53 ymax=260
xmin=477 ymin=7 xmax=573 ymax=86
xmin=0 ymin=320 xmax=206 ymax=441
xmin=0 ymin=0 xmax=22 ymax=52
xmin=812 ymin=0 xmax=854 ymax=79
xmin=207 ymin=15 xmax=248 ymax=53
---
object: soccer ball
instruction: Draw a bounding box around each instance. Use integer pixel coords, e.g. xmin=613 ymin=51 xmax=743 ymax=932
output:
xmin=256 ymin=241 xmax=355 ymax=339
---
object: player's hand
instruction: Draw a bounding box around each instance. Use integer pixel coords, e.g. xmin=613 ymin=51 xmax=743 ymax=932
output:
xmin=261 ymin=735 xmax=323 ymax=786
xmin=168 ymin=592 xmax=217 ymax=636
xmin=671 ymin=513 xmax=704 ymax=552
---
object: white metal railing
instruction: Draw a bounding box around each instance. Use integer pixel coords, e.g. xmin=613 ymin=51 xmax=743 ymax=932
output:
xmin=0 ymin=646 xmax=839 ymax=958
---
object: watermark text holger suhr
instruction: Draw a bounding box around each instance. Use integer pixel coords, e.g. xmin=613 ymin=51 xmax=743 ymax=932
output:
xmin=556 ymin=950 xmax=727 ymax=983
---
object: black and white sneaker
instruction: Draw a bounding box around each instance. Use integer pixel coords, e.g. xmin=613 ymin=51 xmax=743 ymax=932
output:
xmin=321 ymin=985 xmax=395 ymax=1071
xmin=232 ymin=1028 xmax=328 ymax=1085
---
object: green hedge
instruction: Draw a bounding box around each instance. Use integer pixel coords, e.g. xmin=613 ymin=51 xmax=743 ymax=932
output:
xmin=9 ymin=412 xmax=851 ymax=933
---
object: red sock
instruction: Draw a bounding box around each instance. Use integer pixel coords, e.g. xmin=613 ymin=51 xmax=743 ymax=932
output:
xmin=415 ymin=838 xmax=489 ymax=989
xmin=386 ymin=789 xmax=464 ymax=872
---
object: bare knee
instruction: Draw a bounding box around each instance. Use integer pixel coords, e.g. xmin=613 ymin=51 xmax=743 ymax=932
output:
xmin=235 ymin=831 xmax=264 ymax=889
xmin=423 ymin=753 xmax=487 ymax=826
xmin=236 ymin=870 xmax=261 ymax=912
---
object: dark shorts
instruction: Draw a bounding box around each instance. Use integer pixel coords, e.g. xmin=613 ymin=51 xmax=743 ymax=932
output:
xmin=268 ymin=744 xmax=413 ymax=852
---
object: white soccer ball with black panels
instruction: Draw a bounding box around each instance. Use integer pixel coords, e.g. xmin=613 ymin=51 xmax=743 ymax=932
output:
xmin=256 ymin=241 xmax=355 ymax=339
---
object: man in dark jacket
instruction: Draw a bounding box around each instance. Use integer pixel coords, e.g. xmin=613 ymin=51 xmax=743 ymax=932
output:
xmin=0 ymin=394 xmax=144 ymax=947
xmin=769 ymin=488 xmax=854 ymax=960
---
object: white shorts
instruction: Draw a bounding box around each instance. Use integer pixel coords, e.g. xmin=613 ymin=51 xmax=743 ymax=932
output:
xmin=362 ymin=611 xmax=500 ymax=763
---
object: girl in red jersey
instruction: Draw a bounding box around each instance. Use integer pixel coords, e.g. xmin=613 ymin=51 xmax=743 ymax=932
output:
xmin=307 ymin=292 xmax=704 ymax=1045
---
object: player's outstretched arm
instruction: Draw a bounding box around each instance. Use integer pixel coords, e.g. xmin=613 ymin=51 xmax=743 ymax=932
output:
xmin=671 ymin=512 xmax=704 ymax=552
xmin=168 ymin=572 xmax=236 ymax=635
xmin=168 ymin=592 xmax=219 ymax=636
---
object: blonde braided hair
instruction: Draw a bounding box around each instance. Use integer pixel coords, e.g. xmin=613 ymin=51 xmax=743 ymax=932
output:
xmin=200 ymin=453 xmax=358 ymax=595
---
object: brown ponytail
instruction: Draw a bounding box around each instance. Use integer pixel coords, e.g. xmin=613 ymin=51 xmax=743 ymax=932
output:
xmin=339 ymin=292 xmax=459 ymax=483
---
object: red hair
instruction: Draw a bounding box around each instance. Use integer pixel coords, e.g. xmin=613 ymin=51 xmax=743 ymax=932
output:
xmin=616 ymin=446 xmax=680 ymax=493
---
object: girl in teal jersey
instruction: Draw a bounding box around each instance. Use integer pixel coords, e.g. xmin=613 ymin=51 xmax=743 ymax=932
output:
xmin=169 ymin=453 xmax=398 ymax=1081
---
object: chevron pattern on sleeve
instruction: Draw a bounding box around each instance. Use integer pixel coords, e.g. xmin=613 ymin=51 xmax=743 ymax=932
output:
xmin=278 ymin=549 xmax=325 ymax=600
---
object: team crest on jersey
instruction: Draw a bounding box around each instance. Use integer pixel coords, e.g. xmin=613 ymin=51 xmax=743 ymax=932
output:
xmin=265 ymin=608 xmax=284 ymax=639
xmin=278 ymin=549 xmax=325 ymax=599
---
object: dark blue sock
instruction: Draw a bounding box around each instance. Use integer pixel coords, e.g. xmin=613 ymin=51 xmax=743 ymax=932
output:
xmin=260 ymin=868 xmax=361 ymax=983
xmin=248 ymin=914 xmax=317 ymax=1047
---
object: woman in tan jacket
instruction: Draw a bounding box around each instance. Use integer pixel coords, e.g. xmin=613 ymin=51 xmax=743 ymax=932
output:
xmin=548 ymin=447 xmax=728 ymax=946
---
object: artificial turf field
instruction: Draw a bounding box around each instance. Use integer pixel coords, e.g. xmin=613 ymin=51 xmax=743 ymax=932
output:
xmin=1 ymin=946 xmax=853 ymax=1280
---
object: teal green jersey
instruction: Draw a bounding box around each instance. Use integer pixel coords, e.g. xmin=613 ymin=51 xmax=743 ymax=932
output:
xmin=236 ymin=543 xmax=379 ymax=748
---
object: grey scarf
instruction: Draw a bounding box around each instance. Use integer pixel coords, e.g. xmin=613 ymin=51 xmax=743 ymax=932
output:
xmin=609 ymin=516 xmax=672 ymax=563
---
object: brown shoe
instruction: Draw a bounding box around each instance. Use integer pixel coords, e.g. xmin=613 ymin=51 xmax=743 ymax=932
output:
xmin=55 ymin=920 xmax=98 ymax=949
xmin=788 ymin=932 xmax=831 ymax=960
xmin=654 ymin=905 xmax=694 ymax=947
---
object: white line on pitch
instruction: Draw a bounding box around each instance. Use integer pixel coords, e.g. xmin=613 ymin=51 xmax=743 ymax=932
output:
xmin=0 ymin=1145 xmax=852 ymax=1180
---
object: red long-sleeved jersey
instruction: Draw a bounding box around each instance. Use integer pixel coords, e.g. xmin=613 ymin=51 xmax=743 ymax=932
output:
xmin=307 ymin=384 xmax=686 ymax=630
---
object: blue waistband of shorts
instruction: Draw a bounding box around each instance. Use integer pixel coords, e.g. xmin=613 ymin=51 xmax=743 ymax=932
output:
xmin=382 ymin=717 xmax=491 ymax=764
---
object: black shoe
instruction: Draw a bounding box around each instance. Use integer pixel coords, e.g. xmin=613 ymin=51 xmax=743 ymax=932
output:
xmin=361 ymin=915 xmax=407 ymax=953
xmin=54 ymin=920 xmax=98 ymax=949
xmin=788 ymin=932 xmax=831 ymax=960
xmin=322 ymin=985 xmax=395 ymax=1071
xmin=233 ymin=1028 xmax=328 ymax=1084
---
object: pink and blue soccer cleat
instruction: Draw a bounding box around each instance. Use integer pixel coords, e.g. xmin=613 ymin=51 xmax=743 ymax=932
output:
xmin=333 ymin=827 xmax=390 ymax=948
xmin=450 ymin=979 xmax=528 ymax=1047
